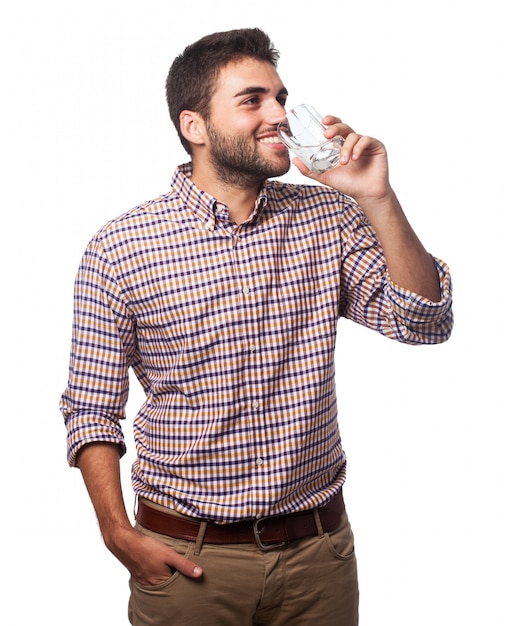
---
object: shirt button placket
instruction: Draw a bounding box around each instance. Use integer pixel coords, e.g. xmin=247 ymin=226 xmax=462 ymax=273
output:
xmin=236 ymin=231 xmax=267 ymax=488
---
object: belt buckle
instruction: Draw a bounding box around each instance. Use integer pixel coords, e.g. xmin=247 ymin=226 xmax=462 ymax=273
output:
xmin=253 ymin=517 xmax=287 ymax=551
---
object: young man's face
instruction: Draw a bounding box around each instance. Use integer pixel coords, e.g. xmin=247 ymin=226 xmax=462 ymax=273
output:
xmin=204 ymin=57 xmax=291 ymax=186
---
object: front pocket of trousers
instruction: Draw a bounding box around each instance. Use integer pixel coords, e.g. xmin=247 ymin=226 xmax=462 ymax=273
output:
xmin=324 ymin=513 xmax=356 ymax=561
xmin=132 ymin=525 xmax=196 ymax=591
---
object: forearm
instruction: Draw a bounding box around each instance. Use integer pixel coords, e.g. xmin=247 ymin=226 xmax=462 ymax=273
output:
xmin=357 ymin=188 xmax=441 ymax=302
xmin=76 ymin=442 xmax=203 ymax=582
xmin=77 ymin=442 xmax=132 ymax=548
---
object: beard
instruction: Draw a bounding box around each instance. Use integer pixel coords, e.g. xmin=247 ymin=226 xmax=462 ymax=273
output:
xmin=206 ymin=123 xmax=290 ymax=188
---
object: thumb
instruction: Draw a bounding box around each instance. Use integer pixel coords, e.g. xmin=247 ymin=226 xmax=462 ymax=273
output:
xmin=292 ymin=157 xmax=322 ymax=182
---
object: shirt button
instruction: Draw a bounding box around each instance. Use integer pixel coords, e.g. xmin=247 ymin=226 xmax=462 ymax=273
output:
xmin=256 ymin=457 xmax=264 ymax=466
xmin=249 ymin=343 xmax=256 ymax=352
xmin=252 ymin=400 xmax=260 ymax=409
xmin=242 ymin=286 xmax=250 ymax=295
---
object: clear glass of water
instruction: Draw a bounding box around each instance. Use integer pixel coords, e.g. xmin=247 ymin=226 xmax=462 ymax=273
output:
xmin=277 ymin=104 xmax=344 ymax=174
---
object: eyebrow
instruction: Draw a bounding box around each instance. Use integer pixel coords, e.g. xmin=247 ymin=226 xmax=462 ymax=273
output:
xmin=233 ymin=86 xmax=289 ymax=98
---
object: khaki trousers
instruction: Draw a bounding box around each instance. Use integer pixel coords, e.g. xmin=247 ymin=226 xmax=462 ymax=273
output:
xmin=128 ymin=505 xmax=359 ymax=626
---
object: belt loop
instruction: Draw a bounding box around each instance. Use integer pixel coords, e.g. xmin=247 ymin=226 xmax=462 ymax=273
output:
xmin=194 ymin=521 xmax=208 ymax=555
xmin=313 ymin=508 xmax=324 ymax=536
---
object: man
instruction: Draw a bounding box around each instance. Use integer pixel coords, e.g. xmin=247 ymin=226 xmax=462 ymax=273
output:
xmin=60 ymin=28 xmax=453 ymax=625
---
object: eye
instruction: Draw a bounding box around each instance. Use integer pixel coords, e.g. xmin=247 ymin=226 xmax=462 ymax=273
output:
xmin=243 ymin=96 xmax=260 ymax=106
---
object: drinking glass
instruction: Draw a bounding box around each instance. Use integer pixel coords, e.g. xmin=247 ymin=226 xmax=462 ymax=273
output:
xmin=277 ymin=104 xmax=344 ymax=174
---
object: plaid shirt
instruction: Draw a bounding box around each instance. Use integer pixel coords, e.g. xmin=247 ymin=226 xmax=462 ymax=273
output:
xmin=60 ymin=163 xmax=453 ymax=523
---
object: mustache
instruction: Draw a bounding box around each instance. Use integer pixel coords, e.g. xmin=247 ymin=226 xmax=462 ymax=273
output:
xmin=255 ymin=126 xmax=279 ymax=138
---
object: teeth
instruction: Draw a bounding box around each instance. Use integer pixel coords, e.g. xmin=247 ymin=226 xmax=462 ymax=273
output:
xmin=259 ymin=136 xmax=281 ymax=144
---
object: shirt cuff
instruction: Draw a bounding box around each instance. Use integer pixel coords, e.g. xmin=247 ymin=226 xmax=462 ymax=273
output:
xmin=65 ymin=412 xmax=127 ymax=468
xmin=387 ymin=257 xmax=453 ymax=325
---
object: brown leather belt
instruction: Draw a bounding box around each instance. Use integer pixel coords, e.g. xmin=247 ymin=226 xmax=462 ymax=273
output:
xmin=136 ymin=490 xmax=344 ymax=551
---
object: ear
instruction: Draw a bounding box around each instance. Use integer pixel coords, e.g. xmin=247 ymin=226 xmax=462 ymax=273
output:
xmin=180 ymin=110 xmax=207 ymax=147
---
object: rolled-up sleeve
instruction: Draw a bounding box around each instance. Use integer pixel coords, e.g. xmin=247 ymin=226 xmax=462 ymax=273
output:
xmin=60 ymin=233 xmax=137 ymax=467
xmin=339 ymin=200 xmax=453 ymax=345
xmin=382 ymin=257 xmax=453 ymax=344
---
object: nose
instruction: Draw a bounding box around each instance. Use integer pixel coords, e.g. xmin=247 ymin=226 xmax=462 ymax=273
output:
xmin=265 ymin=99 xmax=287 ymax=126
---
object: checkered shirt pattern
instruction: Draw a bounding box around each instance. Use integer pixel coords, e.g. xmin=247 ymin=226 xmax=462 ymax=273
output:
xmin=60 ymin=163 xmax=453 ymax=522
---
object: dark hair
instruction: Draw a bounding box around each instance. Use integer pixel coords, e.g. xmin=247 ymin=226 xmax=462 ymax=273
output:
xmin=166 ymin=28 xmax=280 ymax=155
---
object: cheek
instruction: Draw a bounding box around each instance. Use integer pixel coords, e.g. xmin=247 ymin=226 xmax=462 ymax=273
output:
xmin=225 ymin=112 xmax=260 ymax=135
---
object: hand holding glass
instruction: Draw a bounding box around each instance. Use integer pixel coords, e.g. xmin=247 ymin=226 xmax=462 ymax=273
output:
xmin=277 ymin=104 xmax=344 ymax=174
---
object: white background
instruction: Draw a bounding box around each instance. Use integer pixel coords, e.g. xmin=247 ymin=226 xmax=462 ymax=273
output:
xmin=2 ymin=1 xmax=506 ymax=624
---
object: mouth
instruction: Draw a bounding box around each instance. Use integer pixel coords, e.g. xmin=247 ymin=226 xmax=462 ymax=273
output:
xmin=258 ymin=135 xmax=282 ymax=144
xmin=257 ymin=132 xmax=286 ymax=149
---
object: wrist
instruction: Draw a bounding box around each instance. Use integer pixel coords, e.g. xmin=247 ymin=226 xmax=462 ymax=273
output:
xmin=104 ymin=523 xmax=138 ymax=558
xmin=354 ymin=185 xmax=397 ymax=213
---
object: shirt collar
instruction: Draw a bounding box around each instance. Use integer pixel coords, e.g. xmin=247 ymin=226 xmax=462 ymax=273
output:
xmin=171 ymin=163 xmax=217 ymax=230
xmin=171 ymin=163 xmax=271 ymax=230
